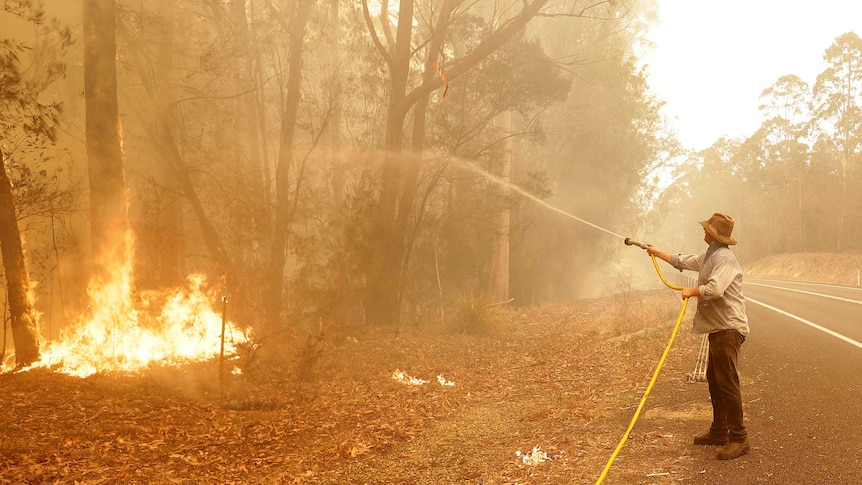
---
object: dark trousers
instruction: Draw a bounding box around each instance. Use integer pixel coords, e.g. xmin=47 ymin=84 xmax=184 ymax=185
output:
xmin=706 ymin=329 xmax=747 ymax=442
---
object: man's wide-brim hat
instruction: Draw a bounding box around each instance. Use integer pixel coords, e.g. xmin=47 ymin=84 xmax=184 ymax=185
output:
xmin=699 ymin=212 xmax=737 ymax=245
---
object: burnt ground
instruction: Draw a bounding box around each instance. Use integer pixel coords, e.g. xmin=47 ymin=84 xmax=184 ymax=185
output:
xmin=0 ymin=252 xmax=856 ymax=484
xmin=1 ymin=289 xmax=709 ymax=484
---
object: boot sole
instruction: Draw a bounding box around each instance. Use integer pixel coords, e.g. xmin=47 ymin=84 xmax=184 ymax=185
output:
xmin=717 ymin=444 xmax=750 ymax=460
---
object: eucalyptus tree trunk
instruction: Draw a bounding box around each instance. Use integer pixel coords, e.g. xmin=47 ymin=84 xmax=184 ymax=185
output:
xmin=364 ymin=0 xmax=548 ymax=326
xmin=264 ymin=0 xmax=314 ymax=335
xmin=150 ymin=0 xmax=182 ymax=286
xmin=0 ymin=151 xmax=41 ymax=367
xmin=84 ymin=0 xmax=130 ymax=276
xmin=488 ymin=109 xmax=512 ymax=303
xmin=326 ymin=0 xmax=345 ymax=211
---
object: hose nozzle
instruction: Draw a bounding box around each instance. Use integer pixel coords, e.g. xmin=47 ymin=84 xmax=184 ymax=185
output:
xmin=624 ymin=237 xmax=647 ymax=249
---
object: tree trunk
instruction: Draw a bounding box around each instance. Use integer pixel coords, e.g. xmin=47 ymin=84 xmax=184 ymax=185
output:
xmin=84 ymin=0 xmax=130 ymax=276
xmin=364 ymin=0 xmax=417 ymax=326
xmin=488 ymin=111 xmax=511 ymax=303
xmin=364 ymin=0 xmax=547 ymax=326
xmin=327 ymin=0 xmax=345 ymax=212
xmin=152 ymin=0 xmax=182 ymax=286
xmin=264 ymin=0 xmax=313 ymax=334
xmin=489 ymin=1 xmax=512 ymax=303
xmin=0 ymin=151 xmax=41 ymax=367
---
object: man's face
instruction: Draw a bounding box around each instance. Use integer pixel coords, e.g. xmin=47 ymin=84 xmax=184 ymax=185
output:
xmin=704 ymin=229 xmax=715 ymax=245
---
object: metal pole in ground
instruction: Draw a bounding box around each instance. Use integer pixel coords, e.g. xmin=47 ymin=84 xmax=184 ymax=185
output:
xmin=219 ymin=296 xmax=228 ymax=400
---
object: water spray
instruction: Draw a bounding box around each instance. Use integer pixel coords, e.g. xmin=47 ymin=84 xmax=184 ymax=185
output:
xmin=448 ymin=157 xmax=628 ymax=241
xmin=447 ymin=157 xmax=693 ymax=482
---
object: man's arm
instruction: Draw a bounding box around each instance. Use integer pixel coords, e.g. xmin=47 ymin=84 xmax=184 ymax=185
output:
xmin=645 ymin=244 xmax=701 ymax=299
xmin=645 ymin=244 xmax=673 ymax=265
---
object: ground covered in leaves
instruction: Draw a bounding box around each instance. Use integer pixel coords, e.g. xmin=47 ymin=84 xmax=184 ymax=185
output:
xmin=2 ymin=252 xmax=856 ymax=484
xmin=2 ymin=288 xmax=702 ymax=484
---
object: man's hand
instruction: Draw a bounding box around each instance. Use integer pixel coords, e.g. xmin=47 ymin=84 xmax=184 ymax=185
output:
xmin=645 ymin=244 xmax=672 ymax=264
xmin=682 ymin=287 xmax=700 ymax=299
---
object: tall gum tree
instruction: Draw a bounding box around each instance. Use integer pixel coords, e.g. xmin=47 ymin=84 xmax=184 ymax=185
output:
xmin=757 ymin=74 xmax=812 ymax=252
xmin=0 ymin=3 xmax=74 ymax=366
xmin=264 ymin=0 xmax=316 ymax=335
xmin=362 ymin=0 xmax=615 ymax=325
xmin=812 ymin=32 xmax=862 ymax=251
xmin=0 ymin=150 xmax=41 ymax=367
xmin=84 ymin=0 xmax=130 ymax=277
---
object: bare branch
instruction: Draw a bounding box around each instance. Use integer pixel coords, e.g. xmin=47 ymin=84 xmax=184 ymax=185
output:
xmin=362 ymin=0 xmax=393 ymax=68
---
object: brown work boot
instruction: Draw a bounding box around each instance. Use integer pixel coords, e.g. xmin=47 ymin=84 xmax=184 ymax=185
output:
xmin=717 ymin=439 xmax=750 ymax=460
xmin=693 ymin=431 xmax=728 ymax=446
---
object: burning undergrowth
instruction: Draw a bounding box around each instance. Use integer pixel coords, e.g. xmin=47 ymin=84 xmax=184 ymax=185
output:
xmin=5 ymin=235 xmax=252 ymax=378
xmin=1 ymin=290 xmax=696 ymax=483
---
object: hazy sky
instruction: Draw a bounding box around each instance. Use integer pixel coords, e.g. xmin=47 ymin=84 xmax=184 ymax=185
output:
xmin=643 ymin=1 xmax=862 ymax=151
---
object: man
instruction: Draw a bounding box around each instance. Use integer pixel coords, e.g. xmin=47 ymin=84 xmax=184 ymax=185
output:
xmin=645 ymin=213 xmax=750 ymax=460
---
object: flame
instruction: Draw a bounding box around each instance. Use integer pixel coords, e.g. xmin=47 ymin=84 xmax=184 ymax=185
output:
xmin=391 ymin=370 xmax=456 ymax=387
xmin=516 ymin=447 xmax=551 ymax=466
xmin=436 ymin=375 xmax=455 ymax=387
xmin=391 ymin=369 xmax=427 ymax=385
xmin=18 ymin=245 xmax=251 ymax=377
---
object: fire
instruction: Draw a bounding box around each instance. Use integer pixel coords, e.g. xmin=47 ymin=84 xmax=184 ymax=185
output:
xmin=391 ymin=370 xmax=456 ymax=387
xmin=20 ymin=257 xmax=251 ymax=378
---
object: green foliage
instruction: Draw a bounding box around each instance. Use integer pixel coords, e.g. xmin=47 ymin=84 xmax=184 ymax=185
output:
xmin=0 ymin=1 xmax=79 ymax=350
xmin=0 ymin=5 xmax=73 ymax=146
xmin=508 ymin=7 xmax=667 ymax=304
xmin=2 ymin=0 xmax=686 ymax=340
xmin=448 ymin=299 xmax=495 ymax=335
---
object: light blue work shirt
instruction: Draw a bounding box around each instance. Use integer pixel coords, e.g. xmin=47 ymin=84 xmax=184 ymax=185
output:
xmin=671 ymin=241 xmax=750 ymax=336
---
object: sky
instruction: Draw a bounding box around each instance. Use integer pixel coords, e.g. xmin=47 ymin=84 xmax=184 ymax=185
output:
xmin=642 ymin=1 xmax=862 ymax=151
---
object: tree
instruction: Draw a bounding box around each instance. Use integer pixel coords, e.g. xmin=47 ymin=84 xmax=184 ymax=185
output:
xmin=362 ymin=0 xmax=620 ymax=325
xmin=757 ymin=74 xmax=812 ymax=252
xmin=117 ymin=1 xmax=255 ymax=327
xmin=0 ymin=2 xmax=74 ymax=367
xmin=0 ymin=150 xmax=41 ymax=367
xmin=83 ymin=0 xmax=130 ymax=274
xmin=509 ymin=2 xmax=667 ymax=302
xmin=265 ymin=0 xmax=317 ymax=335
xmin=812 ymin=32 xmax=862 ymax=251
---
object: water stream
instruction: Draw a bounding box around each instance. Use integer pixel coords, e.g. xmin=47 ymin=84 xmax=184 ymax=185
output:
xmin=447 ymin=156 xmax=628 ymax=241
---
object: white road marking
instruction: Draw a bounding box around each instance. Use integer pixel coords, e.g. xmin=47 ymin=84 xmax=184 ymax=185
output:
xmin=748 ymin=278 xmax=862 ymax=293
xmin=747 ymin=282 xmax=862 ymax=305
xmin=747 ymin=297 xmax=862 ymax=350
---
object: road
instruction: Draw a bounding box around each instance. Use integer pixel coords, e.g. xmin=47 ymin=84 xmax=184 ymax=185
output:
xmin=638 ymin=279 xmax=862 ymax=484
xmin=736 ymin=280 xmax=862 ymax=484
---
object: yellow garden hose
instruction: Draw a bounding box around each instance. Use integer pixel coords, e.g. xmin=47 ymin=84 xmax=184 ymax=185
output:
xmin=595 ymin=240 xmax=690 ymax=484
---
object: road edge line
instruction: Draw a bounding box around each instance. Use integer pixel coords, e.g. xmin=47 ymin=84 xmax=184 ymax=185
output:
xmin=747 ymin=297 xmax=862 ymax=350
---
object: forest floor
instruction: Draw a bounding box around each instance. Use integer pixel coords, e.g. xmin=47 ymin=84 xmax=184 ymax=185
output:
xmin=0 ymin=253 xmax=858 ymax=484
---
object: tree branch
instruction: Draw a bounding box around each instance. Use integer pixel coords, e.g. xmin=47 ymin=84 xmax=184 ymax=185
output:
xmin=362 ymin=0 xmax=393 ymax=68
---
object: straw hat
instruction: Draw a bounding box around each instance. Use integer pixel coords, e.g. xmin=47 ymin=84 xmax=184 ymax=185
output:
xmin=699 ymin=213 xmax=737 ymax=245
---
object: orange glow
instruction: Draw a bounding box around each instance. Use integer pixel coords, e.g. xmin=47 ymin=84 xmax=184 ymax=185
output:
xmin=17 ymin=238 xmax=251 ymax=377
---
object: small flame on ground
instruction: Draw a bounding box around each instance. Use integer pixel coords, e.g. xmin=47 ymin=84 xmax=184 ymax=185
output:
xmin=391 ymin=370 xmax=455 ymax=387
xmin=16 ymin=253 xmax=250 ymax=377
xmin=436 ymin=375 xmax=455 ymax=387
xmin=392 ymin=369 xmax=428 ymax=385
xmin=516 ymin=446 xmax=556 ymax=466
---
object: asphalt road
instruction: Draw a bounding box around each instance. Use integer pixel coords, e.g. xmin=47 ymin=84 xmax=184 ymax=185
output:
xmin=628 ymin=278 xmax=862 ymax=485
xmin=637 ymin=279 xmax=862 ymax=484
xmin=739 ymin=280 xmax=862 ymax=483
